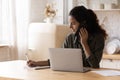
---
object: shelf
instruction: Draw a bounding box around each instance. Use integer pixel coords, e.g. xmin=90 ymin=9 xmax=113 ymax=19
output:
xmin=93 ymin=9 xmax=120 ymax=12
xmin=102 ymin=53 xmax=120 ymax=60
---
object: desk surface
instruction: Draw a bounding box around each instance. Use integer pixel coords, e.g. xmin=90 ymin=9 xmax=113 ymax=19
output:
xmin=0 ymin=60 xmax=120 ymax=80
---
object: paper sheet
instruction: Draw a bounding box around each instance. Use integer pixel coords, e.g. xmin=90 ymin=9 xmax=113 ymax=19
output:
xmin=25 ymin=65 xmax=50 ymax=70
xmin=92 ymin=70 xmax=120 ymax=76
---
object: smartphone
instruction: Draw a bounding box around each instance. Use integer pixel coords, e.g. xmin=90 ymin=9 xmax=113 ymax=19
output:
xmin=75 ymin=21 xmax=87 ymax=41
xmin=25 ymin=53 xmax=29 ymax=61
xmin=75 ymin=21 xmax=87 ymax=36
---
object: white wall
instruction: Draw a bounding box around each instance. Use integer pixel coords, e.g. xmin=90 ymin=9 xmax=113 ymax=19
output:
xmin=30 ymin=0 xmax=47 ymax=22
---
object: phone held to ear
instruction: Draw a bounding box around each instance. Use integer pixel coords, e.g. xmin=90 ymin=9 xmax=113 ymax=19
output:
xmin=74 ymin=21 xmax=87 ymax=41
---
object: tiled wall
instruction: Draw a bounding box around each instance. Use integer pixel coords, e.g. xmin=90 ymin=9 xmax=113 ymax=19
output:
xmin=95 ymin=10 xmax=120 ymax=40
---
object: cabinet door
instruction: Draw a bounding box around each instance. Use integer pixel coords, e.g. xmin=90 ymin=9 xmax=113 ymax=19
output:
xmin=116 ymin=60 xmax=120 ymax=69
xmin=0 ymin=46 xmax=10 ymax=61
xmin=101 ymin=59 xmax=118 ymax=69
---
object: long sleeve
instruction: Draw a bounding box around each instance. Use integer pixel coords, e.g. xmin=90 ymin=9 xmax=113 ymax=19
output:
xmin=86 ymin=35 xmax=105 ymax=68
xmin=62 ymin=33 xmax=75 ymax=48
xmin=62 ymin=33 xmax=105 ymax=68
xmin=63 ymin=35 xmax=69 ymax=48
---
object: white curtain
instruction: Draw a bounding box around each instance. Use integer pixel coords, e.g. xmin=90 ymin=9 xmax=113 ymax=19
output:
xmin=0 ymin=0 xmax=30 ymax=60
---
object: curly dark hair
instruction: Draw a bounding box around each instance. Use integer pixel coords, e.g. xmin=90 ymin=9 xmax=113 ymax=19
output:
xmin=69 ymin=6 xmax=107 ymax=39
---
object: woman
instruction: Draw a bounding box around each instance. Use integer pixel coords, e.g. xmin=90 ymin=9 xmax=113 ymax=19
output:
xmin=27 ymin=6 xmax=107 ymax=68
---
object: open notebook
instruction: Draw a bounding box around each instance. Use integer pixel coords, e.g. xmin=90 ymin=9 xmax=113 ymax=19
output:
xmin=25 ymin=53 xmax=50 ymax=70
xmin=26 ymin=66 xmax=50 ymax=70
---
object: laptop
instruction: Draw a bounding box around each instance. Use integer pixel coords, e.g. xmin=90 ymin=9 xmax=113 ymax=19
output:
xmin=49 ymin=48 xmax=91 ymax=72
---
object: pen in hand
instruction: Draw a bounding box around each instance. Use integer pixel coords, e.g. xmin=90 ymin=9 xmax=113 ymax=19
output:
xmin=25 ymin=53 xmax=29 ymax=61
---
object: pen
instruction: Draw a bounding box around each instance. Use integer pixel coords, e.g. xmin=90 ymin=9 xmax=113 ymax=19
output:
xmin=34 ymin=66 xmax=50 ymax=70
xmin=25 ymin=53 xmax=29 ymax=61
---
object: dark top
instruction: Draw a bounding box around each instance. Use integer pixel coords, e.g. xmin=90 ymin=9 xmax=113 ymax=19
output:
xmin=62 ymin=33 xmax=105 ymax=68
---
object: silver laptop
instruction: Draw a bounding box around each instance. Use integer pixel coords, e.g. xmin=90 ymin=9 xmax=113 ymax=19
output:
xmin=49 ymin=48 xmax=90 ymax=72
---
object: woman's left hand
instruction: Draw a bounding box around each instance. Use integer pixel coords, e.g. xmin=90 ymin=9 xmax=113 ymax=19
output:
xmin=79 ymin=28 xmax=88 ymax=45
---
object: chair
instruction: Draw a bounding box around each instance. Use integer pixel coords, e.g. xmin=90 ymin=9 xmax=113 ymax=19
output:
xmin=28 ymin=23 xmax=71 ymax=61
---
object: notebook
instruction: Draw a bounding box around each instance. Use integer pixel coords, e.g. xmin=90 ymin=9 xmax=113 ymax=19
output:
xmin=49 ymin=48 xmax=90 ymax=72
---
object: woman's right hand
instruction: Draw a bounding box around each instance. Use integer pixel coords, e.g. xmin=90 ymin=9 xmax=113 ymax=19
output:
xmin=27 ymin=60 xmax=37 ymax=67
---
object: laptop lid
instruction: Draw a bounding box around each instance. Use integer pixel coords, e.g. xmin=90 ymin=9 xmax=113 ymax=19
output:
xmin=49 ymin=48 xmax=85 ymax=72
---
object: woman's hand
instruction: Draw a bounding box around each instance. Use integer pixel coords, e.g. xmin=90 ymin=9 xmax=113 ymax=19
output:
xmin=79 ymin=28 xmax=91 ymax=58
xmin=79 ymin=28 xmax=88 ymax=45
xmin=27 ymin=60 xmax=37 ymax=67
xmin=27 ymin=60 xmax=50 ymax=67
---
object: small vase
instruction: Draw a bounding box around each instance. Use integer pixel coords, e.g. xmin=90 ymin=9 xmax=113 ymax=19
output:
xmin=46 ymin=17 xmax=53 ymax=23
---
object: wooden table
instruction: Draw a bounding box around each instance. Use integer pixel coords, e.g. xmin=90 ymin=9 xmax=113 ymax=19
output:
xmin=0 ymin=60 xmax=120 ymax=80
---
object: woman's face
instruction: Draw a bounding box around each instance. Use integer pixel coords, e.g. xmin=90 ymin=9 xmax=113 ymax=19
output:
xmin=69 ymin=16 xmax=80 ymax=33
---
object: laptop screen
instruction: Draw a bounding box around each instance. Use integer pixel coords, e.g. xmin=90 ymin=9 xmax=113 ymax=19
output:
xmin=49 ymin=48 xmax=85 ymax=72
